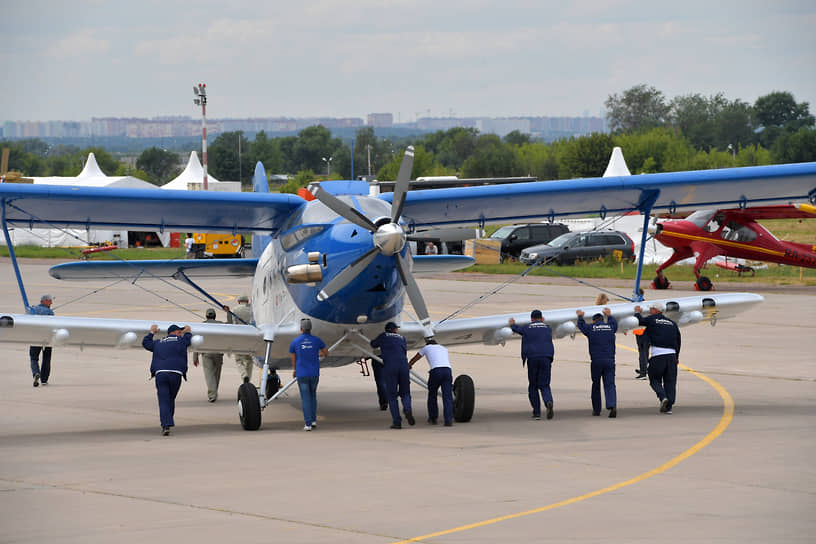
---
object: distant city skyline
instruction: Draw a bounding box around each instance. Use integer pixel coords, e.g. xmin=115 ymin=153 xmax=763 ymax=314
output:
xmin=2 ymin=1 xmax=814 ymax=122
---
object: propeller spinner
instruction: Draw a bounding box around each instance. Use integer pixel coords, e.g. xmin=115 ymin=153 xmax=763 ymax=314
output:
xmin=312 ymin=146 xmax=433 ymax=336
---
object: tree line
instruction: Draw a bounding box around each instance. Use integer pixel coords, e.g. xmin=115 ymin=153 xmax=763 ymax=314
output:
xmin=3 ymin=86 xmax=814 ymax=191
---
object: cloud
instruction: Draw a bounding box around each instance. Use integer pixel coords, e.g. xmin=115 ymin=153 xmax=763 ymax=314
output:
xmin=44 ymin=30 xmax=110 ymax=61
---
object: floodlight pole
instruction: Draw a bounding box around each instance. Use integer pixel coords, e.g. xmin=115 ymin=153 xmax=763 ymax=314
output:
xmin=193 ymin=83 xmax=209 ymax=190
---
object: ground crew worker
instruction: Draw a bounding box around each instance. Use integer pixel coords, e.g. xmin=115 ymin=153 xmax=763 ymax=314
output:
xmin=409 ymin=338 xmax=454 ymax=426
xmin=633 ymin=302 xmax=682 ymax=414
xmin=227 ymin=294 xmax=255 ymax=384
xmin=576 ymin=307 xmax=618 ymax=418
xmin=193 ymin=307 xmax=227 ymax=402
xmin=370 ymin=322 xmax=415 ymax=429
xmin=290 ymin=318 xmax=328 ymax=431
xmin=142 ymin=324 xmax=192 ymax=435
xmin=27 ymin=294 xmax=55 ymax=387
xmin=509 ymin=310 xmax=555 ymax=420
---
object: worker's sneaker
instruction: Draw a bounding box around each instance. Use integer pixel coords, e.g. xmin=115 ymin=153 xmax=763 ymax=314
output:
xmin=303 ymin=425 xmax=312 ymax=431
xmin=608 ymin=407 xmax=617 ymax=418
xmin=660 ymin=398 xmax=670 ymax=413
xmin=161 ymin=427 xmax=170 ymax=436
xmin=635 ymin=372 xmax=648 ymax=380
xmin=545 ymin=401 xmax=554 ymax=420
xmin=592 ymin=411 xmax=600 ymax=416
xmin=208 ymin=396 xmax=217 ymax=403
xmin=390 ymin=423 xmax=402 ymax=429
xmin=379 ymin=403 xmax=388 ymax=411
xmin=41 ymin=381 xmax=48 ymax=386
xmin=532 ymin=413 xmax=541 ymax=420
xmin=33 ymin=374 xmax=40 ymax=387
xmin=404 ymin=410 xmax=416 ymax=426
xmin=310 ymin=422 xmax=317 ymax=429
xmin=427 ymin=418 xmax=437 ymax=425
xmin=443 ymin=421 xmax=453 ymax=427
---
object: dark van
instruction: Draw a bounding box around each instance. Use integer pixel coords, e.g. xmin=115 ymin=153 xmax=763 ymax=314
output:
xmin=488 ymin=223 xmax=570 ymax=261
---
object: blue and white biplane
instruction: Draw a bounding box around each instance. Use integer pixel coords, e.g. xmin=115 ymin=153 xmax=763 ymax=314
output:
xmin=1 ymin=147 xmax=814 ymax=429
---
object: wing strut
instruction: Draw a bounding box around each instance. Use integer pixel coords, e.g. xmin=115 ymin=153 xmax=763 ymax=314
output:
xmin=172 ymin=269 xmax=249 ymax=324
xmin=2 ymin=199 xmax=31 ymax=310
xmin=633 ymin=190 xmax=660 ymax=301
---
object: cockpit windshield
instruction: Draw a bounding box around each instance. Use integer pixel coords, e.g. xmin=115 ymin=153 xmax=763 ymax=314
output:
xmin=685 ymin=210 xmax=717 ymax=229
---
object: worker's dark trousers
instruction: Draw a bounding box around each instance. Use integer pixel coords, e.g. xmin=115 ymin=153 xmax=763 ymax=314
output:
xmin=648 ymin=353 xmax=678 ymax=409
xmin=527 ymin=357 xmax=553 ymax=415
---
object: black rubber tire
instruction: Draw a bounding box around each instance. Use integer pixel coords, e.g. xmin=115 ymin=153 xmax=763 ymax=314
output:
xmin=237 ymin=382 xmax=262 ymax=431
xmin=696 ymin=276 xmax=713 ymax=291
xmin=653 ymin=274 xmax=670 ymax=289
xmin=453 ymin=374 xmax=475 ymax=423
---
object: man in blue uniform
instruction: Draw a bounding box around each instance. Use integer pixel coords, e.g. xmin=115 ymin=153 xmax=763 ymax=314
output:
xmin=576 ymin=307 xmax=618 ymax=418
xmin=509 ymin=310 xmax=555 ymax=420
xmin=27 ymin=294 xmax=55 ymax=387
xmin=290 ymin=318 xmax=328 ymax=431
xmin=409 ymin=339 xmax=454 ymax=427
xmin=142 ymin=324 xmax=192 ymax=435
xmin=633 ymin=302 xmax=682 ymax=414
xmin=371 ymin=322 xmax=415 ymax=429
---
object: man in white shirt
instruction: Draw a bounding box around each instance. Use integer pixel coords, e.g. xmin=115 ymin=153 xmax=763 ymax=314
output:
xmin=409 ymin=339 xmax=454 ymax=426
xmin=184 ymin=233 xmax=195 ymax=259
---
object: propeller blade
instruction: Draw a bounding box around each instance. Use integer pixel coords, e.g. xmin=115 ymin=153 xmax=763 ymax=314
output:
xmin=317 ymin=247 xmax=379 ymax=301
xmin=395 ymin=253 xmax=432 ymax=335
xmin=313 ymin=185 xmax=377 ymax=232
xmin=391 ymin=145 xmax=414 ymax=223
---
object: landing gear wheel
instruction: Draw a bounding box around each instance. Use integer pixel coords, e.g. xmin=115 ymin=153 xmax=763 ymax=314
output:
xmin=237 ymin=382 xmax=262 ymax=431
xmin=652 ymin=274 xmax=670 ymax=289
xmin=695 ymin=276 xmax=713 ymax=291
xmin=453 ymin=374 xmax=475 ymax=423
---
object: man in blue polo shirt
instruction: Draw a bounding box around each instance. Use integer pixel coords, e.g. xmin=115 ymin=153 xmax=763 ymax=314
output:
xmin=509 ymin=310 xmax=555 ymax=420
xmin=576 ymin=307 xmax=618 ymax=418
xmin=371 ymin=322 xmax=415 ymax=429
xmin=290 ymin=318 xmax=328 ymax=431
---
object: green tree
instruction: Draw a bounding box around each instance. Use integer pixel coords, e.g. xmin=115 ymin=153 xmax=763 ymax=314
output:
xmin=503 ymin=130 xmax=532 ymax=146
xmin=613 ymin=128 xmax=692 ymax=173
xmin=517 ymin=142 xmax=560 ymax=180
xmin=209 ymin=131 xmax=252 ymax=183
xmin=558 ymin=132 xmax=615 ymax=178
xmin=376 ymin=145 xmax=449 ymax=180
xmin=292 ymin=125 xmax=343 ymax=174
xmin=279 ymin=169 xmax=315 ymax=194
xmin=605 ymin=84 xmax=670 ymax=133
xmin=754 ymin=91 xmax=815 ymax=149
xmin=136 ymin=147 xmax=181 ymax=185
xmin=460 ymin=135 xmax=520 ymax=178
xmin=249 ymin=131 xmax=284 ymax=176
xmin=772 ymin=127 xmax=816 ymax=163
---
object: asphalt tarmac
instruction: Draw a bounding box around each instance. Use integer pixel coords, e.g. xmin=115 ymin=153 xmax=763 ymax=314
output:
xmin=1 ymin=261 xmax=814 ymax=543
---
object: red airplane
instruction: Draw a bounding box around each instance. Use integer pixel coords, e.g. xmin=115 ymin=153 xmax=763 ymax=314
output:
xmin=649 ymin=203 xmax=816 ymax=291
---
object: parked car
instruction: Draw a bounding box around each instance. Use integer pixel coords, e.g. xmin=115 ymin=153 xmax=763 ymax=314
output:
xmin=488 ymin=223 xmax=570 ymax=261
xmin=519 ymin=230 xmax=636 ymax=265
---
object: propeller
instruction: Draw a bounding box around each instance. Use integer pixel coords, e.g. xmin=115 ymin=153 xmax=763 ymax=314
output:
xmin=313 ymin=146 xmax=433 ymax=335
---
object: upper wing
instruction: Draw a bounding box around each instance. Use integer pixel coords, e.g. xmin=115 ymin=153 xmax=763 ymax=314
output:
xmin=49 ymin=258 xmax=259 ymax=281
xmin=0 ymin=183 xmax=305 ymax=234
xmin=392 ymin=163 xmax=816 ymax=228
xmin=396 ymin=292 xmax=764 ymax=348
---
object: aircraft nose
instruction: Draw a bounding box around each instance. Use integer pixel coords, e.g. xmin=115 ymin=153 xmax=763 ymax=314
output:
xmin=647 ymin=223 xmax=663 ymax=235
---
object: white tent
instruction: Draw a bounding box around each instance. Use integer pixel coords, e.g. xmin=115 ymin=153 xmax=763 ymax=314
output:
xmin=162 ymin=152 xmax=240 ymax=192
xmin=3 ymin=153 xmax=157 ymax=248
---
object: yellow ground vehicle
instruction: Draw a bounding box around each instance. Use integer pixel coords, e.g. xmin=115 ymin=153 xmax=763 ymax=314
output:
xmin=192 ymin=233 xmax=248 ymax=258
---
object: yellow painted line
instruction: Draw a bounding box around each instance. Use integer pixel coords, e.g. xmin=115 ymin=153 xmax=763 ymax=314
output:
xmin=394 ymin=358 xmax=734 ymax=544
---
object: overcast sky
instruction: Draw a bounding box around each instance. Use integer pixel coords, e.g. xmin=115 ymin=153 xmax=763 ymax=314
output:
xmin=2 ymin=0 xmax=814 ymax=122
